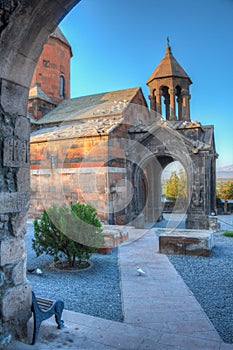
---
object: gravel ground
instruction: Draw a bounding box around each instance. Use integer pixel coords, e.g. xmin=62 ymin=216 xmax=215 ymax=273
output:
xmin=26 ymin=215 xmax=233 ymax=343
xmin=25 ymin=222 xmax=123 ymax=322
xmin=168 ymin=216 xmax=233 ymax=344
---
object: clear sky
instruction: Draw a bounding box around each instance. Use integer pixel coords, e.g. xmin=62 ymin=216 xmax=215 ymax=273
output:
xmin=60 ymin=0 xmax=233 ymax=168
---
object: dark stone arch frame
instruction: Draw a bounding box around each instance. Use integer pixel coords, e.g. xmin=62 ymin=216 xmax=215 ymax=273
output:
xmin=0 ymin=0 xmax=81 ymax=341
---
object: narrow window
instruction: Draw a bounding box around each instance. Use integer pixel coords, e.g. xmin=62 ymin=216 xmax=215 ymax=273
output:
xmin=59 ymin=75 xmax=65 ymax=98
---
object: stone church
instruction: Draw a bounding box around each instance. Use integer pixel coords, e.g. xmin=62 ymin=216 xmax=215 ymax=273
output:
xmin=29 ymin=30 xmax=217 ymax=230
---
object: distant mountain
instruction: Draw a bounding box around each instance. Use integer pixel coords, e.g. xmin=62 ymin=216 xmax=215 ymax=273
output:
xmin=216 ymin=164 xmax=233 ymax=180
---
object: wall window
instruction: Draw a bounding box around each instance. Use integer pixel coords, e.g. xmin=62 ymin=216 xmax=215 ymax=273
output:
xmin=43 ymin=59 xmax=50 ymax=67
xmin=59 ymin=75 xmax=65 ymax=98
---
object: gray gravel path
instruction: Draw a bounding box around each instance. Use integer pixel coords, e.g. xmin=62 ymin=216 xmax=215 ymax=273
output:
xmin=25 ymin=222 xmax=123 ymax=322
xmin=168 ymin=215 xmax=233 ymax=344
xmin=26 ymin=215 xmax=233 ymax=344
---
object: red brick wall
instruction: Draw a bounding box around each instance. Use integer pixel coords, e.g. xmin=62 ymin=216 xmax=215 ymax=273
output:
xmin=30 ymin=36 xmax=71 ymax=105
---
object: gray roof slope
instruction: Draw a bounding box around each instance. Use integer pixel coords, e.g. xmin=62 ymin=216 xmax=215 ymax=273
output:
xmin=35 ymin=87 xmax=141 ymax=125
xmin=29 ymin=85 xmax=56 ymax=104
xmin=50 ymin=27 xmax=71 ymax=48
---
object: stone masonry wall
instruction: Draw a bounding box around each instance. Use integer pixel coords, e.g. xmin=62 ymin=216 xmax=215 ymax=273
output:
xmin=0 ymin=79 xmax=31 ymax=340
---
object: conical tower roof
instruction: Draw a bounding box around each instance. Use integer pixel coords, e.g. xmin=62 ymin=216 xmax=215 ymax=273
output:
xmin=147 ymin=45 xmax=192 ymax=85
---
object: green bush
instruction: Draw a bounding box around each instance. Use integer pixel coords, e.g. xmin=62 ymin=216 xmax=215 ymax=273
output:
xmin=32 ymin=203 xmax=104 ymax=267
xmin=223 ymin=231 xmax=233 ymax=237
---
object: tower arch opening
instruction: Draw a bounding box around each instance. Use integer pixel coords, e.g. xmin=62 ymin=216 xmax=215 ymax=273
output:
xmin=160 ymin=85 xmax=170 ymax=120
xmin=161 ymin=160 xmax=188 ymax=215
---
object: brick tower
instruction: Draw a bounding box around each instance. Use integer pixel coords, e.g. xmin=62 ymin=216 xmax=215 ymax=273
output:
xmin=28 ymin=27 xmax=72 ymax=121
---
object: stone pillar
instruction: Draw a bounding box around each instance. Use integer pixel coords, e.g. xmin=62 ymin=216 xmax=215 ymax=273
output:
xmin=149 ymin=94 xmax=156 ymax=119
xmin=169 ymin=88 xmax=176 ymax=120
xmin=185 ymin=154 xmax=210 ymax=229
xmin=0 ymin=79 xmax=31 ymax=340
xmin=182 ymin=92 xmax=191 ymax=121
xmin=177 ymin=95 xmax=183 ymax=120
xmin=156 ymin=92 xmax=162 ymax=116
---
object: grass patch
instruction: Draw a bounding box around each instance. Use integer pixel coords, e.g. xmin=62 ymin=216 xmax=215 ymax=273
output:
xmin=223 ymin=231 xmax=233 ymax=237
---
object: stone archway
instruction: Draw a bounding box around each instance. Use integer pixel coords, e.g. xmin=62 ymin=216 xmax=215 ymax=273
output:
xmin=141 ymin=155 xmax=189 ymax=225
xmin=126 ymin=120 xmax=216 ymax=230
xmin=0 ymin=0 xmax=80 ymax=341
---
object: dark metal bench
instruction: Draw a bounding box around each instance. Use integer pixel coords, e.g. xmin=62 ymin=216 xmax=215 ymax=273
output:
xmin=31 ymin=291 xmax=65 ymax=345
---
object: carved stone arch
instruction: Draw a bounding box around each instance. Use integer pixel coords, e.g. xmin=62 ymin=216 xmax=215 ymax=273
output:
xmin=129 ymin=147 xmax=192 ymax=226
xmin=0 ymin=0 xmax=80 ymax=341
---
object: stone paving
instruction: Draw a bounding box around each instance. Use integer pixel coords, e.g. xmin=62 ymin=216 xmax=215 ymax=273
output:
xmin=8 ymin=221 xmax=233 ymax=350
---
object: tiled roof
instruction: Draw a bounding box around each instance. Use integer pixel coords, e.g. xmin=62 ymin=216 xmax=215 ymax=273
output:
xmin=147 ymin=45 xmax=192 ymax=84
xmin=34 ymin=87 xmax=141 ymax=125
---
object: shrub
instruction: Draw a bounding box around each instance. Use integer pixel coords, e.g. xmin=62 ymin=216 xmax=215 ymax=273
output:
xmin=223 ymin=231 xmax=233 ymax=237
xmin=32 ymin=203 xmax=104 ymax=267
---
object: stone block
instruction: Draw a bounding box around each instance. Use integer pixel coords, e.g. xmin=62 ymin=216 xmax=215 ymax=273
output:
xmin=158 ymin=229 xmax=214 ymax=257
xmin=0 ymin=238 xmax=26 ymax=266
xmin=12 ymin=258 xmax=26 ymax=285
xmin=11 ymin=212 xmax=28 ymax=237
xmin=0 ymin=79 xmax=29 ymax=116
xmin=0 ymin=192 xmax=30 ymax=214
xmin=0 ymin=272 xmax=5 ymax=287
xmin=2 ymin=283 xmax=31 ymax=321
xmin=98 ymin=225 xmax=129 ymax=254
xmin=17 ymin=168 xmax=30 ymax=193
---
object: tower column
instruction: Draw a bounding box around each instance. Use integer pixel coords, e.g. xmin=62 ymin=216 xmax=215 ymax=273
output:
xmin=156 ymin=92 xmax=162 ymax=116
xmin=182 ymin=91 xmax=191 ymax=121
xmin=169 ymin=88 xmax=176 ymax=120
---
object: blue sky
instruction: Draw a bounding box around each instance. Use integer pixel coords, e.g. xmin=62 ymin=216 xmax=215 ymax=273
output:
xmin=60 ymin=0 xmax=233 ymax=168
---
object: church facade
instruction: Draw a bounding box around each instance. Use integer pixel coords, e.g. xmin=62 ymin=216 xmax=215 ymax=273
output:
xmin=29 ymin=32 xmax=217 ymax=229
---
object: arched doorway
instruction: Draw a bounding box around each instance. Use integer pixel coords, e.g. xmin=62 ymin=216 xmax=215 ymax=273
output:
xmin=161 ymin=161 xmax=188 ymax=216
xmin=134 ymin=153 xmax=190 ymax=228
xmin=0 ymin=0 xmax=81 ymax=341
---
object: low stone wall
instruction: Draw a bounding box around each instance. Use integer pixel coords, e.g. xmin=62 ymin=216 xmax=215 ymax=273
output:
xmin=157 ymin=229 xmax=214 ymax=257
xmin=98 ymin=225 xmax=130 ymax=254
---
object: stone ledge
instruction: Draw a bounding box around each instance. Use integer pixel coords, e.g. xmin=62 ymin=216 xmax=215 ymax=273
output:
xmin=98 ymin=225 xmax=131 ymax=254
xmin=157 ymin=229 xmax=214 ymax=257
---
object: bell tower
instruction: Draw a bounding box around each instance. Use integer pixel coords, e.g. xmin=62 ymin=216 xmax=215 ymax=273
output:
xmin=147 ymin=39 xmax=192 ymax=121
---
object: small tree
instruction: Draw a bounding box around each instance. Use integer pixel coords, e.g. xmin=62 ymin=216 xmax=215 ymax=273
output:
xmin=165 ymin=170 xmax=187 ymax=201
xmin=32 ymin=203 xmax=104 ymax=267
xmin=217 ymin=180 xmax=233 ymax=213
xmin=166 ymin=172 xmax=179 ymax=200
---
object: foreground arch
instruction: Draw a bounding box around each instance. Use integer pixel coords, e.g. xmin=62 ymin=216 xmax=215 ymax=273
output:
xmin=0 ymin=0 xmax=80 ymax=341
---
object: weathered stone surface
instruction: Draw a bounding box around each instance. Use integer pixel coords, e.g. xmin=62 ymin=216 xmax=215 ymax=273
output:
xmin=0 ymin=79 xmax=29 ymax=116
xmin=0 ymin=0 xmax=81 ymax=344
xmin=0 ymin=1 xmax=20 ymax=33
xmin=98 ymin=225 xmax=129 ymax=254
xmin=0 ymin=238 xmax=26 ymax=266
xmin=16 ymin=168 xmax=30 ymax=192
xmin=0 ymin=271 xmax=5 ymax=287
xmin=3 ymin=138 xmax=30 ymax=167
xmin=12 ymin=259 xmax=26 ymax=286
xmin=158 ymin=229 xmax=214 ymax=257
xmin=10 ymin=212 xmax=27 ymax=237
xmin=0 ymin=214 xmax=9 ymax=233
xmin=2 ymin=283 xmax=31 ymax=321
xmin=0 ymin=192 xmax=30 ymax=214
